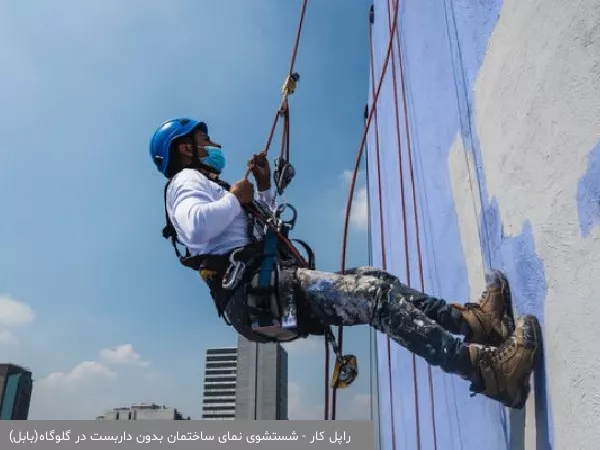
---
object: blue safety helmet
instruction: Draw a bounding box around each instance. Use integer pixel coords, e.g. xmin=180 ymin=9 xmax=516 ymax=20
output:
xmin=149 ymin=118 xmax=209 ymax=176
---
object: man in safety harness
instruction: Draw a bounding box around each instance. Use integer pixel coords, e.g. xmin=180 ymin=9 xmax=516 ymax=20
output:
xmin=149 ymin=117 xmax=541 ymax=410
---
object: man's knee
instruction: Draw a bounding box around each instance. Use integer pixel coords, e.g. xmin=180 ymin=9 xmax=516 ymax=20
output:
xmin=333 ymin=265 xmax=381 ymax=276
xmin=335 ymin=266 xmax=404 ymax=289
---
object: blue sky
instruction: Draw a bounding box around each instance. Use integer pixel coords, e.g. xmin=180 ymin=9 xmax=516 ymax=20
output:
xmin=0 ymin=0 xmax=375 ymax=419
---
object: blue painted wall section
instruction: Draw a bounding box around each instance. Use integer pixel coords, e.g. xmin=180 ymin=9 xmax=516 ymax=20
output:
xmin=482 ymin=199 xmax=554 ymax=449
xmin=577 ymin=141 xmax=600 ymax=238
xmin=366 ymin=0 xmax=554 ymax=449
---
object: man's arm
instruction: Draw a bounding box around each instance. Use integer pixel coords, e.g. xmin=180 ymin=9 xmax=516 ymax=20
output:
xmin=170 ymin=180 xmax=242 ymax=246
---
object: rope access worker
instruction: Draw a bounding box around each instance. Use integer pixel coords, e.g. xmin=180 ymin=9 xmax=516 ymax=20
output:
xmin=149 ymin=117 xmax=542 ymax=410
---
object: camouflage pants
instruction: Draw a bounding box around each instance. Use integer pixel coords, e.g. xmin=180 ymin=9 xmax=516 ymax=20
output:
xmin=294 ymin=266 xmax=473 ymax=377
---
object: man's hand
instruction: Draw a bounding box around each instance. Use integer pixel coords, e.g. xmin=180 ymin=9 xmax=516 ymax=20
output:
xmin=248 ymin=152 xmax=271 ymax=191
xmin=230 ymin=179 xmax=255 ymax=205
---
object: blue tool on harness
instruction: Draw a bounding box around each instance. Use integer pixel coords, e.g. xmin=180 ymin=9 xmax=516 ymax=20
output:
xmin=238 ymin=202 xmax=301 ymax=340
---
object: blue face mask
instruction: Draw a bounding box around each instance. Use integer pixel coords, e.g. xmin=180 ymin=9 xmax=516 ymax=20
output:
xmin=199 ymin=146 xmax=226 ymax=172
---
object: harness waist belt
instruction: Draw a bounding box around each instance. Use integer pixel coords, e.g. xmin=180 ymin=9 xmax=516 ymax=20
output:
xmin=181 ymin=242 xmax=264 ymax=277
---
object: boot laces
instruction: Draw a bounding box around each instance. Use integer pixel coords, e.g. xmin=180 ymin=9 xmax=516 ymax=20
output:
xmin=479 ymin=289 xmax=489 ymax=302
xmin=469 ymin=345 xmax=494 ymax=397
xmin=494 ymin=333 xmax=517 ymax=362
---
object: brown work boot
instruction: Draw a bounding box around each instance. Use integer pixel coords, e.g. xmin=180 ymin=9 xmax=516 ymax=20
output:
xmin=466 ymin=314 xmax=542 ymax=409
xmin=453 ymin=269 xmax=515 ymax=347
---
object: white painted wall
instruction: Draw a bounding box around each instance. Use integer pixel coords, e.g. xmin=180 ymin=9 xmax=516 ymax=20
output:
xmin=451 ymin=1 xmax=600 ymax=448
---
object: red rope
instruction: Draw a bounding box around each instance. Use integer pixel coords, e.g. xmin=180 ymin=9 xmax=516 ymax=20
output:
xmin=262 ymin=0 xmax=309 ymax=156
xmin=383 ymin=1 xmax=422 ymax=445
xmin=368 ymin=18 xmax=386 ymax=274
xmin=392 ymin=8 xmax=439 ymax=450
xmin=383 ymin=0 xmax=439 ymax=446
xmin=368 ymin=6 xmax=397 ymax=450
xmin=232 ymin=0 xmax=335 ymax=422
xmin=239 ymin=0 xmax=335 ymax=423
xmin=240 ymin=0 xmax=309 ymax=262
xmin=338 ymin=0 xmax=401 ymax=429
xmin=367 ymin=17 xmax=397 ymax=449
xmin=340 ymin=2 xmax=439 ymax=449
xmin=244 ymin=0 xmax=309 ymax=182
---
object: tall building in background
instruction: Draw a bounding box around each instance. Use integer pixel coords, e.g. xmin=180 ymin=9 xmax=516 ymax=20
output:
xmin=201 ymin=347 xmax=238 ymax=420
xmin=235 ymin=335 xmax=288 ymax=420
xmin=201 ymin=337 xmax=288 ymax=420
xmin=0 ymin=364 xmax=33 ymax=420
xmin=96 ymin=403 xmax=190 ymax=420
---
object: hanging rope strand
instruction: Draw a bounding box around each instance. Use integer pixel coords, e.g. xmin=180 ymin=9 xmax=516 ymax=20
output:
xmin=247 ymin=0 xmax=309 ymax=180
xmin=392 ymin=5 xmax=439 ymax=448
xmin=367 ymin=7 xmax=403 ymax=449
xmin=383 ymin=0 xmax=424 ymax=448
xmin=337 ymin=0 xmax=401 ymax=426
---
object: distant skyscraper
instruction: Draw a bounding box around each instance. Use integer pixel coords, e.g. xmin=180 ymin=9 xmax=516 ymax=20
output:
xmin=0 ymin=364 xmax=33 ymax=420
xmin=201 ymin=336 xmax=288 ymax=420
xmin=96 ymin=403 xmax=189 ymax=420
xmin=201 ymin=347 xmax=238 ymax=420
xmin=235 ymin=335 xmax=288 ymax=420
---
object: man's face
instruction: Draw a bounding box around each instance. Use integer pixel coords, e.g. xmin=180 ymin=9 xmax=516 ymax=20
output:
xmin=192 ymin=128 xmax=213 ymax=150
xmin=177 ymin=128 xmax=218 ymax=162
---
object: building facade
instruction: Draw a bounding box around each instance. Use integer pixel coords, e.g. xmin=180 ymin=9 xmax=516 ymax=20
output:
xmin=235 ymin=335 xmax=288 ymax=420
xmin=96 ymin=403 xmax=189 ymax=420
xmin=0 ymin=364 xmax=33 ymax=420
xmin=201 ymin=336 xmax=288 ymax=420
xmin=201 ymin=347 xmax=238 ymax=420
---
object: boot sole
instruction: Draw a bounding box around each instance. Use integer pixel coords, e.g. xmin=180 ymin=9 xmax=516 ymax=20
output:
xmin=486 ymin=269 xmax=515 ymax=336
xmin=511 ymin=314 xmax=543 ymax=410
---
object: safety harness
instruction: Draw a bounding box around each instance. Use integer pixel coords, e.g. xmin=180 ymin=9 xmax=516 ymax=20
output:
xmin=160 ymin=169 xmax=321 ymax=343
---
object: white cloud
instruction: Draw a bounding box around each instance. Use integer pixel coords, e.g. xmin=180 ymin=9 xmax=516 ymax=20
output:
xmin=0 ymin=295 xmax=35 ymax=347
xmin=0 ymin=294 xmax=35 ymax=326
xmin=352 ymin=393 xmax=372 ymax=410
xmin=351 ymin=186 xmax=369 ymax=231
xmin=288 ymin=382 xmax=324 ymax=420
xmin=39 ymin=361 xmax=118 ymax=389
xmin=287 ymin=383 xmax=373 ymax=420
xmin=30 ymin=344 xmax=156 ymax=419
xmin=32 ymin=361 xmax=119 ymax=420
xmin=339 ymin=170 xmax=369 ymax=232
xmin=99 ymin=344 xmax=150 ymax=368
xmin=283 ymin=335 xmax=324 ymax=357
xmin=0 ymin=329 xmax=18 ymax=346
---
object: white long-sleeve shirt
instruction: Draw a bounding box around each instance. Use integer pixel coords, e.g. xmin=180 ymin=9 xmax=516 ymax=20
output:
xmin=165 ymin=168 xmax=274 ymax=256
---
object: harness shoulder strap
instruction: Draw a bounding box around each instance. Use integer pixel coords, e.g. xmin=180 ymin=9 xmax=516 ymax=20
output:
xmin=162 ymin=179 xmax=191 ymax=262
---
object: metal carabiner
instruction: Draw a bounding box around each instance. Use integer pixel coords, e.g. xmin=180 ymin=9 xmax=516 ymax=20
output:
xmin=275 ymin=202 xmax=298 ymax=230
xmin=221 ymin=248 xmax=246 ymax=291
